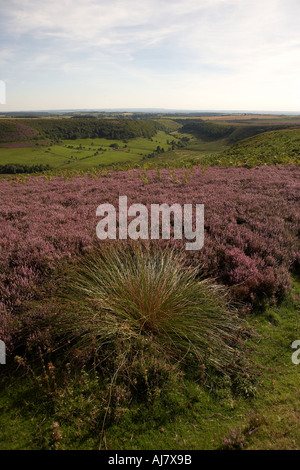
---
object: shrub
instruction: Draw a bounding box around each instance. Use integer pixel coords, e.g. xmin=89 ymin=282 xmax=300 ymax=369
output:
xmin=53 ymin=243 xmax=249 ymax=378
xmin=221 ymin=410 xmax=266 ymax=450
xmin=0 ymin=163 xmax=52 ymax=174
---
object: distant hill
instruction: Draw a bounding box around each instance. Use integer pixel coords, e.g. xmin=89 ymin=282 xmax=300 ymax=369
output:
xmin=177 ymin=119 xmax=299 ymax=144
xmin=0 ymin=120 xmax=39 ymax=142
xmin=0 ymin=118 xmax=163 ymax=143
xmin=201 ymin=129 xmax=300 ymax=167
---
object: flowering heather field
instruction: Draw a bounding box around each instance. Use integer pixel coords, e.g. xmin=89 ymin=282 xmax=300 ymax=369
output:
xmin=0 ymin=165 xmax=299 ymax=351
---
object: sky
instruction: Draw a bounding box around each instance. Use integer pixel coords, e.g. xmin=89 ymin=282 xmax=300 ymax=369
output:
xmin=0 ymin=0 xmax=300 ymax=112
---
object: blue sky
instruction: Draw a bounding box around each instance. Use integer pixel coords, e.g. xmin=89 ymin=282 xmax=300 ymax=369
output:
xmin=1 ymin=0 xmax=300 ymax=111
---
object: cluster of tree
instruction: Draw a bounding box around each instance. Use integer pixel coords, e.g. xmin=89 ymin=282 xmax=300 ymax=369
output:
xmin=19 ymin=118 xmax=163 ymax=141
xmin=0 ymin=163 xmax=52 ymax=174
xmin=142 ymin=137 xmax=192 ymax=160
xmin=174 ymin=136 xmax=190 ymax=148
xmin=143 ymin=145 xmax=166 ymax=160
xmin=71 ymin=114 xmax=98 ymax=119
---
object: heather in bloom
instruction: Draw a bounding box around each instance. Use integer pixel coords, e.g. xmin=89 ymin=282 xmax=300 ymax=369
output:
xmin=0 ymin=164 xmax=299 ymax=350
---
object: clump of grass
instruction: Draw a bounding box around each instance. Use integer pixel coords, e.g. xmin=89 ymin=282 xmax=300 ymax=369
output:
xmin=57 ymin=243 xmax=249 ymax=378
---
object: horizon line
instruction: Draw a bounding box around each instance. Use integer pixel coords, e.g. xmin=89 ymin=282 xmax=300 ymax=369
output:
xmin=1 ymin=108 xmax=300 ymax=115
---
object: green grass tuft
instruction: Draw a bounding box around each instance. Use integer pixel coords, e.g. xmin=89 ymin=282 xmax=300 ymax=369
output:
xmin=55 ymin=243 xmax=249 ymax=377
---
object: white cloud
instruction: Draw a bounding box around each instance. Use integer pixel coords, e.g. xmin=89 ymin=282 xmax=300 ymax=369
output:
xmin=1 ymin=0 xmax=300 ymax=110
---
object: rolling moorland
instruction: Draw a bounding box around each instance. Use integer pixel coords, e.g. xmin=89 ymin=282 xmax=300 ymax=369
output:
xmin=0 ymin=113 xmax=300 ymax=173
xmin=0 ymin=113 xmax=299 ymax=450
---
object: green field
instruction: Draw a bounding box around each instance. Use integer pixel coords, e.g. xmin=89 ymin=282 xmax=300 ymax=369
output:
xmin=0 ymin=131 xmax=177 ymax=170
xmin=1 ymin=116 xmax=300 ymax=174
xmin=0 ymin=128 xmax=232 ymax=173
